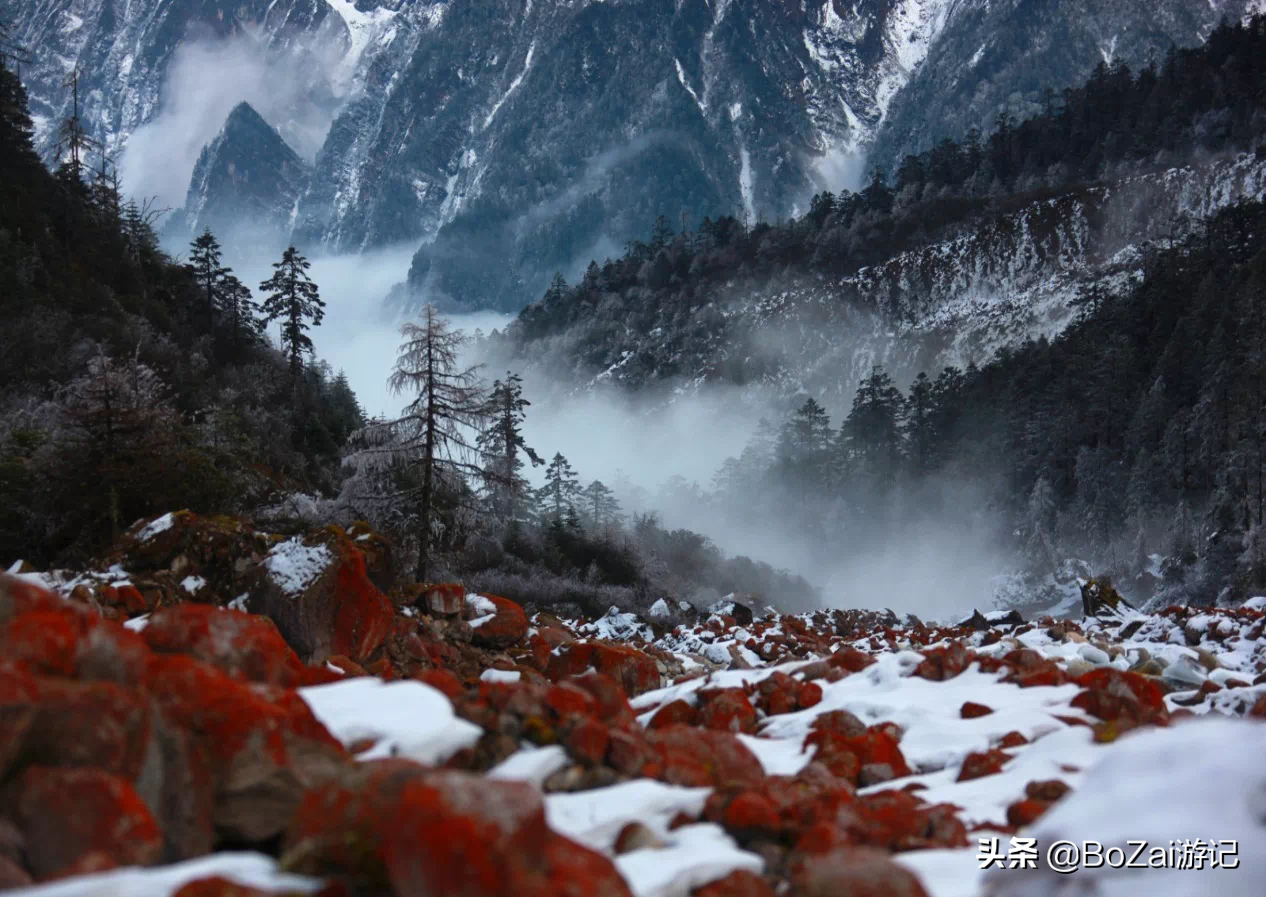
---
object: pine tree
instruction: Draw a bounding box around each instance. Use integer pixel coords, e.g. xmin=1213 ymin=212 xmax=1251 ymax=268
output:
xmin=903 ymin=372 xmax=936 ymax=474
xmin=840 ymin=365 xmax=905 ymax=484
xmin=583 ymin=479 xmax=621 ymax=530
xmin=189 ymin=229 xmax=230 ymax=331
xmin=259 ymin=246 xmax=324 ymax=377
xmin=344 ymin=305 xmax=489 ymax=581
xmin=649 ymin=214 xmax=674 ymax=251
xmin=477 ymin=372 xmax=543 ymax=523
xmin=52 ymin=350 xmax=179 ymax=545
xmin=776 ymin=397 xmax=833 ymax=493
xmin=538 ymin=452 xmax=581 ymax=527
xmin=218 ymin=272 xmax=261 ymax=353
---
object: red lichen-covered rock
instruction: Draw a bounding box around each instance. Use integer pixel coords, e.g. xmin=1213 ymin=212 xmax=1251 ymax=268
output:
xmin=422 ymin=583 xmax=466 ymax=616
xmin=145 ymin=655 xmax=346 ymax=842
xmin=1071 ymin=668 xmax=1168 ymax=727
xmin=1006 ymin=798 xmax=1049 ymax=827
xmin=810 ymin=710 xmax=867 ymax=739
xmin=417 ymin=669 xmax=465 ymax=702
xmin=283 ymin=760 xmax=632 ymax=897
xmin=1250 ymin=693 xmax=1266 ymax=719
xmin=0 ymin=663 xmax=38 ymax=778
xmin=805 ymin=725 xmax=911 ymax=787
xmin=914 ymin=641 xmax=971 ymax=681
xmin=827 ymin=646 xmax=876 ymax=674
xmin=22 ymin=677 xmax=153 ymax=779
xmin=797 ymin=681 xmax=823 ymax=709
xmin=996 ymin=731 xmax=1029 ymax=749
xmin=960 ymin=701 xmax=993 ymax=719
xmin=1025 ymin=779 xmax=1071 ymax=802
xmin=172 ymin=878 xmax=347 ymax=897
xmin=0 ymin=608 xmax=150 ymax=684
xmin=698 ymin=688 xmax=758 ymax=734
xmin=649 ymin=698 xmax=698 ymax=730
xmin=649 ymin=726 xmax=765 ymax=789
xmin=0 ymin=573 xmax=67 ymax=622
xmin=469 ymin=594 xmax=529 ymax=649
xmin=565 ymin=717 xmax=610 ymax=766
xmin=957 ymin=749 xmax=1011 ymax=782
xmin=249 ymin=532 xmax=392 ymax=665
xmin=547 ymin=642 xmax=661 ymax=696
xmin=143 ymin=604 xmax=303 ymax=687
xmin=692 ymin=871 xmax=777 ymax=897
xmin=720 ymin=791 xmax=781 ymax=835
xmin=6 ymin=766 xmax=162 ymax=881
xmin=1001 ymin=649 xmax=1070 ymax=688
xmin=790 ymin=845 xmax=930 ymax=897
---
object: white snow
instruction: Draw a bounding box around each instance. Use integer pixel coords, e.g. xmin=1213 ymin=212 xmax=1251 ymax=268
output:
xmin=489 ymin=744 xmax=570 ymax=787
xmin=649 ymin=598 xmax=672 ymax=618
xmin=179 ymin=575 xmax=206 ymax=594
xmin=615 ymin=824 xmax=763 ymax=897
xmin=467 ymin=593 xmax=498 ymax=629
xmin=736 ymin=733 xmax=813 ymax=777
xmin=481 ymin=668 xmax=522 ymax=683
xmin=123 ymin=614 xmax=150 ymax=632
xmin=2 ymin=852 xmax=323 ymax=896
xmin=261 ymin=538 xmax=332 ymax=596
xmin=483 ymin=41 xmax=536 ymax=130
xmin=983 ymin=717 xmax=1266 ymax=896
xmin=546 ymin=780 xmax=712 ymax=853
xmin=299 ymin=678 xmax=482 ymax=764
xmin=737 ymin=145 xmax=754 ymax=224
xmin=227 ymin=594 xmax=249 ymax=612
xmin=674 ymin=58 xmax=705 ymax=115
xmin=135 ymin=513 xmax=175 ymax=543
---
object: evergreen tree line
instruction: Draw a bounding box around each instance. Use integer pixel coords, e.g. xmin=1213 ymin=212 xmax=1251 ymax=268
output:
xmin=0 ymin=44 xmax=361 ymax=566
xmin=687 ymin=198 xmax=1266 ymax=605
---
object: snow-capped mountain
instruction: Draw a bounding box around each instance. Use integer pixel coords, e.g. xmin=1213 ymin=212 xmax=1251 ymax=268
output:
xmin=7 ymin=0 xmax=1260 ymax=312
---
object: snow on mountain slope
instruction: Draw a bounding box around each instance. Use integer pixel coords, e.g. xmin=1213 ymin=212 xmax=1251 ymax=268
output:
xmin=507 ymin=152 xmax=1266 ymax=406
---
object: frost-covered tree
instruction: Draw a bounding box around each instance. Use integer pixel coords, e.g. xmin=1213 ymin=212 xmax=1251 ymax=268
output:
xmin=51 ymin=350 xmax=179 ymax=544
xmin=260 ymin=246 xmax=324 ymax=377
xmin=1023 ymin=475 xmax=1058 ymax=573
xmin=218 ymin=272 xmax=261 ymax=353
xmin=477 ymin=372 xmax=542 ymax=523
xmin=538 ymin=452 xmax=581 ymax=527
xmin=344 ymin=305 xmax=488 ymax=580
xmin=583 ymin=479 xmax=621 ymax=530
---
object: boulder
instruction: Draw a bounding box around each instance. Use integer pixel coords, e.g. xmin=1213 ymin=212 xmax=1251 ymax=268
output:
xmin=790 ymin=846 xmax=929 ymax=897
xmin=468 ymin=594 xmax=529 ymax=649
xmin=248 ymin=531 xmax=393 ymax=665
xmin=547 ymin=641 xmax=661 ymax=696
xmin=6 ymin=766 xmax=163 ymax=880
xmin=116 ymin=511 xmax=268 ymax=603
xmin=142 ymin=604 xmax=303 ymax=687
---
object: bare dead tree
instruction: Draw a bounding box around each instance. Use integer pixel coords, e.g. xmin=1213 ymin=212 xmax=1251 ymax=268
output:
xmin=345 ymin=304 xmax=490 ymax=581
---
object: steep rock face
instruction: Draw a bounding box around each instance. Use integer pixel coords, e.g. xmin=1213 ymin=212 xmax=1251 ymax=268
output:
xmin=3 ymin=0 xmax=345 ymax=162
xmin=171 ymin=102 xmax=311 ymax=244
xmin=869 ymin=0 xmax=1263 ymax=173
xmin=501 ymin=153 xmax=1266 ymax=404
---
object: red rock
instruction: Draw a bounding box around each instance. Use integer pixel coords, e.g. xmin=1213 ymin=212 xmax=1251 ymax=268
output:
xmin=172 ymin=878 xmax=346 ymax=897
xmin=802 ymin=731 xmax=861 ymax=782
xmin=692 ymin=870 xmax=776 ymax=897
xmin=957 ymin=749 xmax=1011 ymax=782
xmin=298 ymin=665 xmax=345 ymax=687
xmin=469 ymin=594 xmax=529 ymax=649
xmin=828 ymin=647 xmax=876 ymax=673
xmin=0 ymin=573 xmax=67 ymax=621
xmin=284 ymin=760 xmax=632 ymax=897
xmin=649 ymin=699 xmax=698 ymax=729
xmin=790 ymin=845 xmax=929 ymax=897
xmin=7 ymin=766 xmax=162 ymax=880
xmin=0 ymin=663 xmax=38 ymax=778
xmin=1248 ymin=693 xmax=1266 ymax=719
xmin=914 ymin=641 xmax=971 ymax=681
xmin=143 ymin=604 xmax=303 ymax=686
xmin=23 ymin=677 xmax=153 ymax=779
xmin=1025 ymin=779 xmax=1071 ymax=802
xmin=1006 ymin=799 xmax=1051 ymax=827
xmin=568 ymin=672 xmax=632 ymax=721
xmin=331 ymin=554 xmax=394 ymax=663
xmin=995 ymin=731 xmax=1029 ymax=748
xmin=0 ymin=856 xmax=31 ymax=889
xmin=1071 ymin=668 xmax=1168 ymax=726
xmin=721 ymin=791 xmax=781 ymax=836
xmin=650 ymin=726 xmax=765 ymax=789
xmin=423 ymin=583 xmax=466 ymax=616
xmin=145 ymin=655 xmax=345 ymax=842
xmin=548 ymin=642 xmax=661 ymax=697
xmin=811 ymin=710 xmax=867 ymax=738
xmin=797 ymin=681 xmax=823 ymax=709
xmin=698 ymin=688 xmax=758 ymax=734
xmin=0 ymin=608 xmax=150 ymax=684
xmin=607 ymin=728 xmax=656 ymax=777
xmin=848 ymin=790 xmax=967 ymax=852
xmin=566 ymin=717 xmax=610 ymax=766
xmin=418 ymin=669 xmax=465 ymax=702
xmin=960 ymin=701 xmax=993 ymax=719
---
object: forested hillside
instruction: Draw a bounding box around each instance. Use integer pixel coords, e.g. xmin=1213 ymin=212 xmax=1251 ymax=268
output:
xmin=0 ymin=43 xmax=362 ymax=566
xmin=497 ymin=16 xmax=1266 ymax=608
